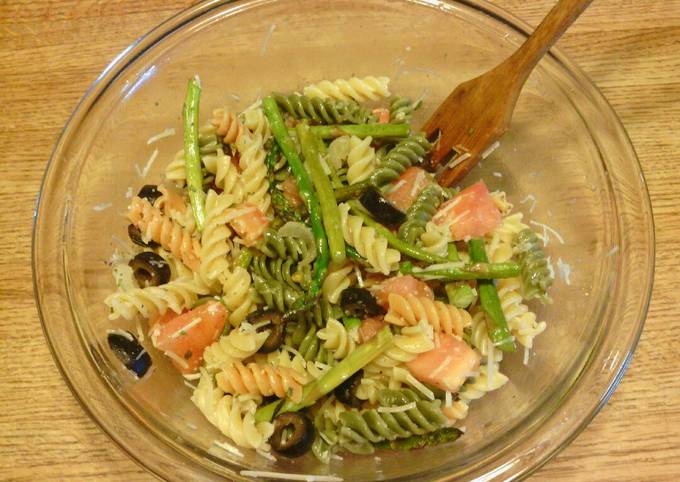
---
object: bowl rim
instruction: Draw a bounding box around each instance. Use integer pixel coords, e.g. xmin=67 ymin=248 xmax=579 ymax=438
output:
xmin=32 ymin=0 xmax=654 ymax=480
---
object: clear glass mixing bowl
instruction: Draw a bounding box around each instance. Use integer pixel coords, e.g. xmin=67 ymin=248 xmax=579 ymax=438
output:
xmin=32 ymin=0 xmax=654 ymax=480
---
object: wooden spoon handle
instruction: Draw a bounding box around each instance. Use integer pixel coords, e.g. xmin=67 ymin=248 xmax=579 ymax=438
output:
xmin=508 ymin=0 xmax=592 ymax=81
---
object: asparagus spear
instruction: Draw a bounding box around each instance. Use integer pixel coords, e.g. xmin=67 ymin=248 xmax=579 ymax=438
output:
xmin=182 ymin=78 xmax=206 ymax=231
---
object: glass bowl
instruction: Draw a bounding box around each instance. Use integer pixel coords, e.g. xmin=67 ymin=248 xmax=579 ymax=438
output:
xmin=32 ymin=0 xmax=654 ymax=480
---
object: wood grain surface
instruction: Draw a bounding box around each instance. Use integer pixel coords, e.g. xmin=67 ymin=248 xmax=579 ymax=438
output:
xmin=1 ymin=0 xmax=678 ymax=480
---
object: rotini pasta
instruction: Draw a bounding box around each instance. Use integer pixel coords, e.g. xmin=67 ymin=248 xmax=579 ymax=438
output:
xmin=200 ymin=190 xmax=235 ymax=283
xmin=316 ymin=318 xmax=357 ymax=360
xmin=191 ymin=370 xmax=274 ymax=450
xmin=211 ymin=107 xmax=243 ymax=144
xmin=105 ymin=275 xmax=210 ymax=320
xmin=203 ymin=322 xmax=270 ymax=371
xmin=338 ymin=203 xmax=401 ymax=274
xmin=419 ymin=221 xmax=450 ymax=258
xmin=384 ymin=293 xmax=471 ymax=336
xmin=165 ymin=125 xmax=220 ymax=185
xmin=273 ymin=92 xmax=370 ymax=124
xmin=215 ymin=361 xmax=308 ymax=402
xmin=235 ymin=131 xmax=270 ymax=214
xmin=220 ymin=267 xmax=255 ymax=327
xmin=485 ymin=212 xmax=529 ymax=263
xmin=321 ymin=264 xmax=353 ymax=304
xmin=303 ymin=76 xmax=391 ymax=103
xmin=389 ymin=95 xmax=422 ymax=124
xmin=345 ymin=135 xmax=377 ymax=185
xmin=241 ymin=106 xmax=271 ymax=140
xmin=496 ymin=278 xmax=546 ymax=348
xmin=365 ymin=321 xmax=434 ymax=374
xmin=128 ymin=196 xmax=201 ymax=271
xmin=203 ymin=147 xmax=246 ymax=201
xmin=398 ymin=185 xmax=446 ymax=244
xmin=514 ymin=228 xmax=554 ymax=301
xmin=369 ymin=134 xmax=431 ymax=186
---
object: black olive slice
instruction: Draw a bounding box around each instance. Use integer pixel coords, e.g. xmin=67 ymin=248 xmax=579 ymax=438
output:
xmin=129 ymin=252 xmax=170 ymax=287
xmin=247 ymin=309 xmax=286 ymax=353
xmin=334 ymin=369 xmax=364 ymax=408
xmin=127 ymin=224 xmax=159 ymax=248
xmin=270 ymin=412 xmax=315 ymax=457
xmin=107 ymin=330 xmax=152 ymax=378
xmin=360 ymin=187 xmax=406 ymax=226
xmin=137 ymin=184 xmax=162 ymax=205
xmin=340 ymin=287 xmax=386 ymax=319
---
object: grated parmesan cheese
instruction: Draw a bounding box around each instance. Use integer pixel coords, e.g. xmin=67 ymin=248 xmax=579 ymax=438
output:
xmin=183 ymin=372 xmax=201 ymax=381
xmin=240 ymin=471 xmax=342 ymax=482
xmin=170 ymin=317 xmax=202 ymax=339
xmin=445 ymin=391 xmax=452 ymax=408
xmin=107 ymin=329 xmax=133 ymax=341
xmin=523 ymin=346 xmax=530 ymax=366
xmin=125 ymin=186 xmax=134 ymax=199
xmin=331 ymin=454 xmax=344 ymax=461
xmin=164 ymin=350 xmax=189 ymax=369
xmin=257 ymin=449 xmax=277 ymax=461
xmin=383 ymin=179 xmax=406 ymax=194
xmin=557 ymin=257 xmax=572 ymax=285
xmin=146 ymin=127 xmax=176 ymax=145
xmin=135 ymin=148 xmax=159 ymax=178
xmin=214 ymin=440 xmax=244 ymax=458
xmin=229 ymin=93 xmax=241 ymax=101
xmin=432 ymin=194 xmax=463 ymax=222
xmin=260 ymin=24 xmax=277 ymax=56
xmin=135 ymin=319 xmax=145 ymax=342
xmin=529 ymin=220 xmax=564 ymax=245
xmin=183 ymin=380 xmax=196 ymax=390
xmin=378 ymin=402 xmax=416 ymax=413
xmin=186 ymin=422 xmax=197 ymax=430
xmin=481 ymin=140 xmax=500 ymax=159
xmin=606 ymin=245 xmax=619 ymax=257
xmin=93 ymin=202 xmax=112 ymax=212
xmin=520 ymin=194 xmax=537 ymax=213
xmin=410 ymin=170 xmax=426 ymax=198
xmin=492 ymin=171 xmax=503 ymax=178
xmin=444 ymin=151 xmax=471 ymax=170
xmin=429 ymin=356 xmax=452 ymax=378
xmin=354 ymin=264 xmax=364 ymax=288
xmin=224 ymin=206 xmax=258 ymax=223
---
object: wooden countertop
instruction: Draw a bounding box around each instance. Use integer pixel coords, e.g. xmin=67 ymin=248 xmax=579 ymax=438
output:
xmin=1 ymin=0 xmax=678 ymax=480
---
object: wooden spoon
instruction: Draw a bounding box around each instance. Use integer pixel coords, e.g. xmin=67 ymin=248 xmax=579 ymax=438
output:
xmin=423 ymin=0 xmax=592 ymax=186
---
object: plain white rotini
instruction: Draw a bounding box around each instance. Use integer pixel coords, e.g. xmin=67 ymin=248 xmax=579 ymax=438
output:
xmin=104 ymin=275 xmax=210 ymax=320
xmin=241 ymin=106 xmax=270 ymax=140
xmin=419 ymin=221 xmax=450 ymax=258
xmin=321 ymin=264 xmax=354 ymax=304
xmin=200 ymin=190 xmax=235 ymax=283
xmin=112 ymin=263 xmax=136 ymax=291
xmin=235 ymin=132 xmax=270 ymax=214
xmin=485 ymin=212 xmax=529 ymax=263
xmin=346 ymin=135 xmax=376 ymax=184
xmin=384 ymin=293 xmax=471 ymax=336
xmin=165 ymin=125 xmax=220 ymax=185
xmin=497 ymin=278 xmax=546 ymax=348
xmin=211 ymin=107 xmax=243 ymax=144
xmin=469 ymin=310 xmax=503 ymax=363
xmin=157 ymin=248 xmax=194 ymax=280
xmin=254 ymin=349 xmax=320 ymax=381
xmin=191 ymin=370 xmax=274 ymax=450
xmin=338 ymin=203 xmax=400 ymax=274
xmin=490 ymin=190 xmax=513 ymax=216
xmin=440 ymin=363 xmax=508 ymax=422
xmin=327 ymin=136 xmax=351 ymax=170
xmin=203 ymin=147 xmax=246 ymax=202
xmin=365 ymin=321 xmax=434 ymax=374
xmin=316 ymin=318 xmax=357 ymax=360
xmin=220 ymin=267 xmax=255 ymax=326
xmin=128 ymin=196 xmax=201 ymax=271
xmin=216 ymin=361 xmax=308 ymax=402
xmin=303 ymin=76 xmax=391 ymax=103
xmin=203 ymin=323 xmax=270 ymax=372
xmin=355 ymin=373 xmax=390 ymax=404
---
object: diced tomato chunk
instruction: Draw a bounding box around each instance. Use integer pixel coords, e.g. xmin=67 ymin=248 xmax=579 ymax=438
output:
xmin=383 ymin=167 xmax=431 ymax=212
xmin=358 ymin=317 xmax=386 ymax=344
xmin=432 ymin=180 xmax=501 ymax=241
xmin=150 ymin=301 xmax=227 ymax=373
xmin=279 ymin=176 xmax=303 ymax=208
xmin=227 ymin=203 xmax=269 ymax=246
xmin=406 ymin=334 xmax=480 ymax=392
xmin=372 ymin=108 xmax=390 ymax=124
xmin=374 ymin=275 xmax=433 ymax=309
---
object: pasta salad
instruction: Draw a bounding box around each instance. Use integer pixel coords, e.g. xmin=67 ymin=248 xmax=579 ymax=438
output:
xmin=104 ymin=75 xmax=553 ymax=462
